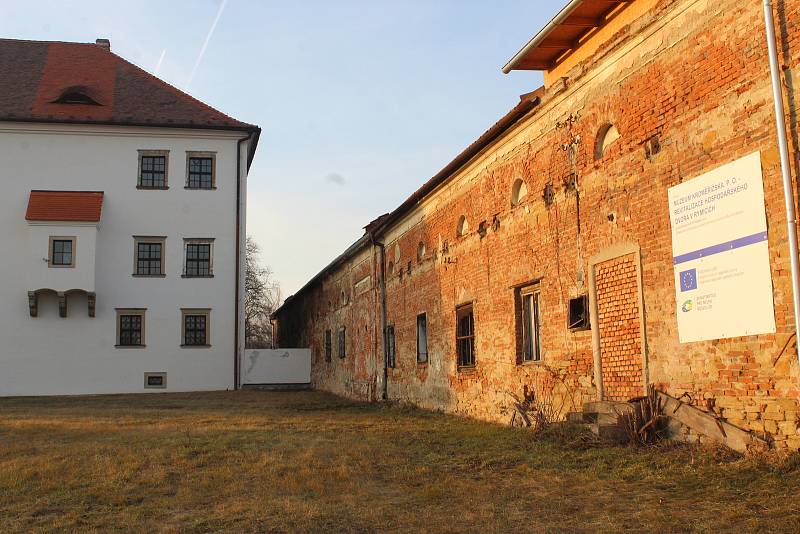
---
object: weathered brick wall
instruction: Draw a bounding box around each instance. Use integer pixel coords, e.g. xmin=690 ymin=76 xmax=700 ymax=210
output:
xmin=276 ymin=0 xmax=800 ymax=448
xmin=595 ymin=254 xmax=643 ymax=401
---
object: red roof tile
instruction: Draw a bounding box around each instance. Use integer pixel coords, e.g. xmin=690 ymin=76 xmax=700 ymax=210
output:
xmin=26 ymin=191 xmax=104 ymax=223
xmin=0 ymin=39 xmax=258 ymax=131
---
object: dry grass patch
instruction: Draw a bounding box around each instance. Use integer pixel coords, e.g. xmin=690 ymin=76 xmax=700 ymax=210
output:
xmin=0 ymin=391 xmax=799 ymax=533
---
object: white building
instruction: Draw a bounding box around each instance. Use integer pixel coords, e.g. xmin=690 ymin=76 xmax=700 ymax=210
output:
xmin=0 ymin=38 xmax=260 ymax=395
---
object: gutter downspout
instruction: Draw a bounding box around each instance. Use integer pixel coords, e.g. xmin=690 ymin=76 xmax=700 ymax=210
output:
xmin=764 ymin=0 xmax=800 ymax=367
xmin=371 ymin=235 xmax=389 ymax=400
xmin=501 ymin=0 xmax=584 ymax=74
xmin=234 ymin=132 xmax=253 ymax=390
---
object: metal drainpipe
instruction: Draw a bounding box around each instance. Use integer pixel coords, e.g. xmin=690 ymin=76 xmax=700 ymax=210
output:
xmin=372 ymin=236 xmax=389 ymax=400
xmin=764 ymin=0 xmax=800 ymax=367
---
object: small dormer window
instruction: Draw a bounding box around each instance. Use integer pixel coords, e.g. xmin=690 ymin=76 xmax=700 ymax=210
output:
xmin=52 ymin=86 xmax=100 ymax=106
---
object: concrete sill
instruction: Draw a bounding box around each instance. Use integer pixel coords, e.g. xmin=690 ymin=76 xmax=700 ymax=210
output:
xmin=518 ymin=360 xmax=545 ymax=367
xmin=132 ymin=274 xmax=166 ymax=278
xmin=457 ymin=365 xmax=477 ymax=374
xmin=136 ymin=186 xmax=169 ymax=190
xmin=114 ymin=345 xmax=146 ymax=349
xmin=181 ymin=274 xmax=215 ymax=278
xmin=180 ymin=344 xmax=211 ymax=349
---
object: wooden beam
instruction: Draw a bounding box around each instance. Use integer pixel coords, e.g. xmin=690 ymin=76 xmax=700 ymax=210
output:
xmin=656 ymin=391 xmax=769 ymax=453
xmin=560 ymin=16 xmax=602 ymax=28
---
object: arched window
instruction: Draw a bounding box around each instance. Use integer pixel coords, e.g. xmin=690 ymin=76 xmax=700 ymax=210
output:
xmin=417 ymin=242 xmax=427 ymax=261
xmin=511 ymin=178 xmax=528 ymax=207
xmin=340 ymin=290 xmax=348 ymax=306
xmin=595 ymin=124 xmax=620 ymax=160
xmin=457 ymin=215 xmax=469 ymax=237
xmin=387 ymin=260 xmax=395 ymax=275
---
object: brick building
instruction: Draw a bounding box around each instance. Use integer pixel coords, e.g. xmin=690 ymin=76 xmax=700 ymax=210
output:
xmin=273 ymin=0 xmax=800 ymax=448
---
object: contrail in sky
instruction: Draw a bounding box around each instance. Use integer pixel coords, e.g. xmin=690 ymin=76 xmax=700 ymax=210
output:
xmin=154 ymin=48 xmax=166 ymax=75
xmin=188 ymin=0 xmax=227 ymax=87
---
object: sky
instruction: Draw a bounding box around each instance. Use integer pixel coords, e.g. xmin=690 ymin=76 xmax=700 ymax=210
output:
xmin=0 ymin=0 xmax=558 ymax=297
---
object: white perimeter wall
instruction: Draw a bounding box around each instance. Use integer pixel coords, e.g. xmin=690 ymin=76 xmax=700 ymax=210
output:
xmin=0 ymin=122 xmax=249 ymax=396
xmin=242 ymin=349 xmax=312 ymax=385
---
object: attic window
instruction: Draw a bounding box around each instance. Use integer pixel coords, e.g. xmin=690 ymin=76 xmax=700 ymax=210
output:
xmin=52 ymin=87 xmax=100 ymax=106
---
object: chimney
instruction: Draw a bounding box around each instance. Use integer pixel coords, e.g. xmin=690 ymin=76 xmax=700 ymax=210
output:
xmin=95 ymin=38 xmax=111 ymax=51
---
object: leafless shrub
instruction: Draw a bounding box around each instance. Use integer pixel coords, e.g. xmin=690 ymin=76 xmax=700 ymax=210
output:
xmin=617 ymin=384 xmax=669 ymax=446
xmin=504 ymin=364 xmax=580 ymax=433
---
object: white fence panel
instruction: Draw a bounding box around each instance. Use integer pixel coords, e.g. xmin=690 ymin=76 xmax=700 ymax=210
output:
xmin=242 ymin=349 xmax=311 ymax=386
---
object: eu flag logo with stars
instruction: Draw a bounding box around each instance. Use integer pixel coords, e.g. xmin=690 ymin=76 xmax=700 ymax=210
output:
xmin=680 ymin=268 xmax=697 ymax=292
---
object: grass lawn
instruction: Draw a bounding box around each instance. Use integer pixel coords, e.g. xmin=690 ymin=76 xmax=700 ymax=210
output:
xmin=1 ymin=391 xmax=799 ymax=533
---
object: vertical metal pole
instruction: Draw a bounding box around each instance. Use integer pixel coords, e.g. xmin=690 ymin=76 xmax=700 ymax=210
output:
xmin=764 ymin=0 xmax=800 ymax=367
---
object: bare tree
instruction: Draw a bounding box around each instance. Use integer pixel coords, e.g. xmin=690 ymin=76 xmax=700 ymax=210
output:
xmin=245 ymin=237 xmax=281 ymax=348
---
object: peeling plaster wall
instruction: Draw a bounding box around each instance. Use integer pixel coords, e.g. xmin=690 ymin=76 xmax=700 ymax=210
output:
xmin=277 ymin=0 xmax=800 ymax=448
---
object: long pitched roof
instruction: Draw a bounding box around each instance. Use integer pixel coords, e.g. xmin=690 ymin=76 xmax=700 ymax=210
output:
xmin=0 ymin=38 xmax=258 ymax=132
xmin=273 ymin=91 xmax=542 ymax=318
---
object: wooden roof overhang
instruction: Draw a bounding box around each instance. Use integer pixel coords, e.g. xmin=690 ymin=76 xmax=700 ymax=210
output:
xmin=502 ymin=0 xmax=630 ymax=73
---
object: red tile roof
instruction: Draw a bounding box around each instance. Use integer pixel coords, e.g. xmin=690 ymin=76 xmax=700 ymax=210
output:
xmin=0 ymin=39 xmax=258 ymax=131
xmin=26 ymin=191 xmax=104 ymax=223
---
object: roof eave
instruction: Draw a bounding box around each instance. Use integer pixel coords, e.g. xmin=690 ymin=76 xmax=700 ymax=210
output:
xmin=368 ymin=94 xmax=541 ymax=238
xmin=502 ymin=0 xmax=585 ymax=74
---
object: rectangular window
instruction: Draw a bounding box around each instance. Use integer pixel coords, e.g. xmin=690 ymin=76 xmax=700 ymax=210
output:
xmin=387 ymin=324 xmax=396 ymax=368
xmin=568 ymin=294 xmax=590 ymax=331
xmin=183 ymin=239 xmax=214 ymax=277
xmin=186 ymin=152 xmax=216 ymax=189
xmin=338 ymin=327 xmax=346 ymax=359
xmin=416 ymin=314 xmax=428 ymax=364
xmin=325 ymin=329 xmax=332 ymax=362
xmin=49 ymin=237 xmax=75 ymax=267
xmin=456 ymin=304 xmax=475 ymax=367
xmin=133 ymin=236 xmax=166 ymax=276
xmin=182 ymin=309 xmax=211 ymax=347
xmin=144 ymin=372 xmax=167 ymax=389
xmin=519 ymin=286 xmax=542 ymax=363
xmin=138 ymin=150 xmax=169 ymax=189
xmin=116 ymin=309 xmax=146 ymax=348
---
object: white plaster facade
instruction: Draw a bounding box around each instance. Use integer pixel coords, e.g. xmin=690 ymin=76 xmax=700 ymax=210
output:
xmin=0 ymin=122 xmax=254 ymax=396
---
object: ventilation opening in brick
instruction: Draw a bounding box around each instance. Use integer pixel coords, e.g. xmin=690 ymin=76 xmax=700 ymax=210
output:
xmin=568 ymin=294 xmax=590 ymax=331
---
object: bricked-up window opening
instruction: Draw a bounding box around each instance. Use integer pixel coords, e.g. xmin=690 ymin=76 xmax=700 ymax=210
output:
xmin=456 ymin=304 xmax=475 ymax=367
xmin=457 ymin=215 xmax=469 ymax=237
xmin=50 ymin=239 xmax=74 ymax=266
xmin=568 ymin=295 xmax=590 ymax=331
xmin=140 ymin=155 xmax=166 ymax=188
xmin=387 ymin=325 xmax=396 ymax=368
xmin=118 ymin=314 xmax=143 ymax=346
xmin=136 ymin=242 xmax=163 ymax=275
xmin=416 ymin=314 xmax=428 ymax=364
xmin=188 ymin=157 xmax=213 ymax=189
xmin=338 ymin=327 xmax=346 ymax=359
xmin=511 ymin=178 xmax=528 ymax=207
xmin=594 ymin=123 xmax=620 ymax=160
xmin=519 ymin=287 xmax=542 ymax=363
xmin=417 ymin=242 xmax=426 ymax=261
xmin=324 ymin=329 xmax=332 ymax=362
